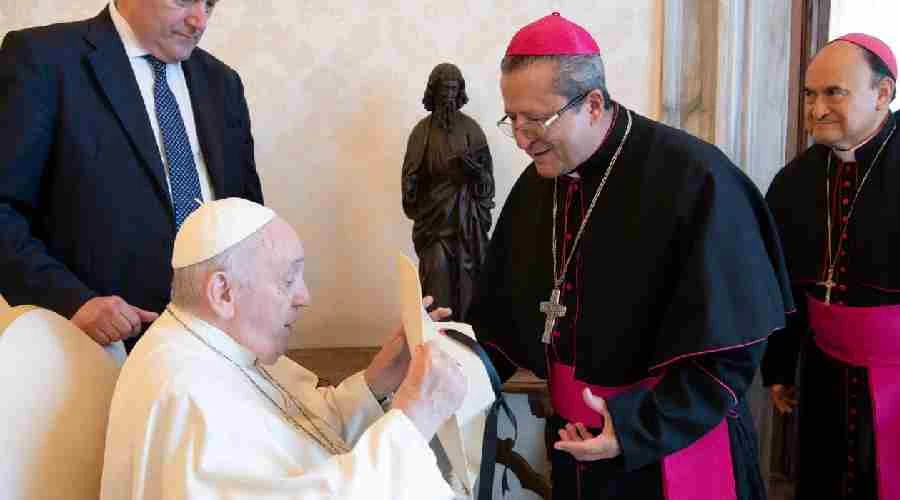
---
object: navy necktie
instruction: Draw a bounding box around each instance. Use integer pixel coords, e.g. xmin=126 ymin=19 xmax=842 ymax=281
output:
xmin=145 ymin=55 xmax=202 ymax=230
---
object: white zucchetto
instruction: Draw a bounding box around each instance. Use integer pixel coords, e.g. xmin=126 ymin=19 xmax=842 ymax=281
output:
xmin=172 ymin=198 xmax=275 ymax=269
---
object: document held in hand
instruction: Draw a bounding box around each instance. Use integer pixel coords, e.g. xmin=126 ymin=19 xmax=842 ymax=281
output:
xmin=396 ymin=253 xmax=495 ymax=495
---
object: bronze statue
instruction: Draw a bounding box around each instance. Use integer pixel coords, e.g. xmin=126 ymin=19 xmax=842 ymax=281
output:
xmin=402 ymin=63 xmax=495 ymax=321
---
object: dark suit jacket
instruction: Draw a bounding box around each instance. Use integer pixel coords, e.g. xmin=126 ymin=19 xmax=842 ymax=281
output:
xmin=0 ymin=8 xmax=263 ymax=329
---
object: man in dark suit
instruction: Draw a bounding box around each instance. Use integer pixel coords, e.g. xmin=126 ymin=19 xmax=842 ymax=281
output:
xmin=0 ymin=0 xmax=263 ymax=349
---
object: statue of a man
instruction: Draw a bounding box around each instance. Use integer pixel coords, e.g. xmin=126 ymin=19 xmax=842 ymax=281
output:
xmin=402 ymin=63 xmax=495 ymax=321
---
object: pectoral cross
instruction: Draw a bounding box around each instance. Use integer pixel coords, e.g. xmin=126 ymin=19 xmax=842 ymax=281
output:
xmin=817 ymin=267 xmax=836 ymax=305
xmin=540 ymin=287 xmax=567 ymax=344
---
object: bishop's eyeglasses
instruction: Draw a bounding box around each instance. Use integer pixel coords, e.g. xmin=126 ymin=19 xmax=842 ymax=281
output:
xmin=497 ymin=91 xmax=590 ymax=141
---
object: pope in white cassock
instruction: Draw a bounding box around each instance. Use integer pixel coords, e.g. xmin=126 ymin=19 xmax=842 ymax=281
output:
xmin=100 ymin=198 xmax=467 ymax=499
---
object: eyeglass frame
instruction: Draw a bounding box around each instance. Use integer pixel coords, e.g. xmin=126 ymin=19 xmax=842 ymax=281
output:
xmin=496 ymin=90 xmax=592 ymax=139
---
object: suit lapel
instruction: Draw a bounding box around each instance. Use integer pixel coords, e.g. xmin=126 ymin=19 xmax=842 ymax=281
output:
xmin=183 ymin=56 xmax=226 ymax=198
xmin=83 ymin=8 xmax=172 ymax=216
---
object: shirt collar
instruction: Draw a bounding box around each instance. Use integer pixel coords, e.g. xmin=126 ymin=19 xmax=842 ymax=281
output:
xmin=109 ymin=1 xmax=151 ymax=59
xmin=167 ymin=303 xmax=258 ymax=367
xmin=832 ymin=112 xmax=894 ymax=163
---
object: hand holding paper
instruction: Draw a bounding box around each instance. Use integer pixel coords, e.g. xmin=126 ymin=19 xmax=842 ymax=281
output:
xmin=393 ymin=342 xmax=467 ymax=440
xmin=364 ymin=330 xmax=409 ymax=399
xmin=423 ymin=295 xmax=453 ymax=321
xmin=364 ymin=296 xmax=454 ymax=399
xmin=396 ymin=254 xmax=495 ymax=423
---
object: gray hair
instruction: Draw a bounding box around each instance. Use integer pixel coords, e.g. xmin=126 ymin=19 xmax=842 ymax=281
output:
xmin=859 ymin=47 xmax=897 ymax=101
xmin=501 ymin=54 xmax=612 ymax=110
xmin=170 ymin=228 xmax=268 ymax=309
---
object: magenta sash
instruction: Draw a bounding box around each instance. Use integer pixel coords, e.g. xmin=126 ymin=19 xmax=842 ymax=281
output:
xmin=807 ymin=296 xmax=900 ymax=500
xmin=550 ymin=363 xmax=737 ymax=500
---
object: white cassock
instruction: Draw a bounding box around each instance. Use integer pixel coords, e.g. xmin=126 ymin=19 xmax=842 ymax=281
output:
xmin=100 ymin=303 xmax=455 ymax=500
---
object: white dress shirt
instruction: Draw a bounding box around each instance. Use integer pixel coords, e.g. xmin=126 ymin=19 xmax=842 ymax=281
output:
xmin=109 ymin=1 xmax=215 ymax=203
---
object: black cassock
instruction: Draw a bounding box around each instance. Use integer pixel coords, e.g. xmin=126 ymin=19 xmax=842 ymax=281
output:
xmin=469 ymin=103 xmax=792 ymax=500
xmin=763 ymin=111 xmax=900 ymax=500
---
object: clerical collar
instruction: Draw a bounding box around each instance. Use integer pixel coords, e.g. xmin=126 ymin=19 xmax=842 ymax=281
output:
xmin=831 ymin=112 xmax=895 ymax=164
xmin=567 ymin=101 xmax=625 ymax=179
xmin=166 ymin=303 xmax=257 ymax=367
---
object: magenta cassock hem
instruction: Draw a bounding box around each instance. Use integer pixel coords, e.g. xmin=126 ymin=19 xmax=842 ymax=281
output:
xmin=807 ymin=296 xmax=900 ymax=500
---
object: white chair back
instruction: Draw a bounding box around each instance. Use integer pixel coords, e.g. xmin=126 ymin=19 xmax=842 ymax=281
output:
xmin=0 ymin=306 xmax=121 ymax=500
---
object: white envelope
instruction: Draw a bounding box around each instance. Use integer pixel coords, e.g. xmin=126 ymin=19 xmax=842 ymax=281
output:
xmin=396 ymin=253 xmax=495 ymax=495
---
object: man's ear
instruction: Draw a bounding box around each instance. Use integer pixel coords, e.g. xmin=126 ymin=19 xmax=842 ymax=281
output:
xmin=207 ymin=271 xmax=236 ymax=320
xmin=876 ymin=77 xmax=895 ymax=109
xmin=587 ymin=89 xmax=606 ymax=121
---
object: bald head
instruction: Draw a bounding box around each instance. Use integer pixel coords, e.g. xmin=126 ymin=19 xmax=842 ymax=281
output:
xmin=804 ymin=41 xmax=895 ymax=150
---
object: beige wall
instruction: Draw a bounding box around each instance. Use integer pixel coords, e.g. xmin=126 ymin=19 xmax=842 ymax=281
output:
xmin=830 ymin=0 xmax=900 ymax=111
xmin=0 ymin=1 xmax=661 ymax=348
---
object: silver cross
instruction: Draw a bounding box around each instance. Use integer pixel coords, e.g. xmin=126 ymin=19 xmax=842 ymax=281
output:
xmin=540 ymin=288 xmax=567 ymax=344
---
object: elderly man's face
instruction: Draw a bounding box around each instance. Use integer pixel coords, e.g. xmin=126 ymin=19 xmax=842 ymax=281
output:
xmin=118 ymin=0 xmax=217 ymax=63
xmin=804 ymin=42 xmax=890 ymax=149
xmin=234 ymin=218 xmax=309 ymax=364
